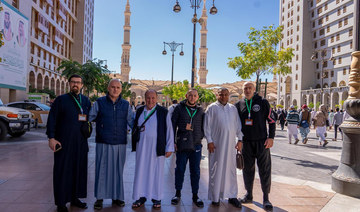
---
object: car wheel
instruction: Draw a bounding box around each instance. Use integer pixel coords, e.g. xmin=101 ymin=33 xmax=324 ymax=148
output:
xmin=0 ymin=121 xmax=8 ymax=141
xmin=8 ymin=131 xmax=26 ymax=137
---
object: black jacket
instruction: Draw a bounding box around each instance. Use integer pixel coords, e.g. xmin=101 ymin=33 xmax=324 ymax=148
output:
xmin=171 ymin=100 xmax=204 ymax=147
xmin=235 ymin=93 xmax=276 ymax=142
xmin=132 ymin=105 xmax=168 ymax=156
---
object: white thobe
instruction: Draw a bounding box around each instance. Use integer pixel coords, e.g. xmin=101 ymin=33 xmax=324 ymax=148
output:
xmin=204 ymin=101 xmax=243 ymax=201
xmin=132 ymin=107 xmax=174 ymax=200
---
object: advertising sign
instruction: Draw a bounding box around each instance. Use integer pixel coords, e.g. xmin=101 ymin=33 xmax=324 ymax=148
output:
xmin=0 ymin=0 xmax=29 ymax=90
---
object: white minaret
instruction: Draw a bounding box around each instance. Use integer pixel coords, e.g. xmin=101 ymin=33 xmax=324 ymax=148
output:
xmin=198 ymin=0 xmax=208 ymax=84
xmin=121 ymin=0 xmax=131 ymax=82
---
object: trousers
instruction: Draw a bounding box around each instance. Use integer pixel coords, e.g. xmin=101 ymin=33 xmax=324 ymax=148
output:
xmin=175 ymin=144 xmax=202 ymax=194
xmin=242 ymin=140 xmax=271 ymax=194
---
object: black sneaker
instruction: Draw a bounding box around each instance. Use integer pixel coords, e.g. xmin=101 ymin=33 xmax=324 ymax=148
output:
xmin=171 ymin=196 xmax=180 ymax=205
xmin=57 ymin=206 xmax=68 ymax=212
xmin=240 ymin=194 xmax=253 ymax=203
xmin=294 ymin=138 xmax=299 ymax=145
xmin=263 ymin=200 xmax=273 ymax=210
xmin=112 ymin=199 xmax=125 ymax=207
xmin=228 ymin=198 xmax=242 ymax=208
xmin=323 ymin=140 xmax=329 ymax=147
xmin=70 ymin=198 xmax=88 ymax=209
xmin=211 ymin=201 xmax=220 ymax=206
xmin=193 ymin=197 xmax=204 ymax=208
xmin=94 ymin=199 xmax=103 ymax=210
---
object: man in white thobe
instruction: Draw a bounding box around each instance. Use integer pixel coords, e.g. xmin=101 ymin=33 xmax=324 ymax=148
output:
xmin=204 ymin=88 xmax=243 ymax=208
xmin=131 ymin=90 xmax=174 ymax=209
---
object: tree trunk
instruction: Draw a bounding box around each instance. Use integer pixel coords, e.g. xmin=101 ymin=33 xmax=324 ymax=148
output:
xmin=255 ymin=73 xmax=260 ymax=93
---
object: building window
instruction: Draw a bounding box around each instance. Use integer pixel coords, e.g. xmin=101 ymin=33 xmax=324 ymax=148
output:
xmin=331 ymin=71 xmax=334 ymax=77
xmin=317 ymin=73 xmax=320 ymax=79
xmin=296 ymin=74 xmax=298 ymax=80
xmin=350 ymin=41 xmax=353 ymax=49
xmin=343 ymin=68 xmax=347 ymax=75
xmin=343 ymin=6 xmax=347 ymax=13
xmin=318 ymin=18 xmax=323 ymax=25
xmin=296 ymin=35 xmax=299 ymax=41
xmin=338 ymin=20 xmax=342 ymax=28
xmin=337 ymin=45 xmax=341 ymax=52
xmin=339 ymin=57 xmax=342 ymax=64
xmin=336 ymin=0 xmax=340 ymax=4
xmin=314 ymin=42 xmax=317 ymax=48
xmin=325 ymin=3 xmax=328 ymax=10
xmin=326 ymin=15 xmax=329 ymax=22
xmin=323 ymin=61 xmax=328 ymax=67
xmin=317 ymin=7 xmax=322 ymax=14
xmin=349 ymin=28 xmax=353 ymax=36
xmin=296 ymin=64 xmax=298 ymax=70
xmin=313 ymin=32 xmax=316 ymax=38
xmin=297 ymin=5 xmax=300 ymax=12
xmin=336 ymin=34 xmax=340 ymax=41
xmin=338 ymin=9 xmax=341 ymax=16
xmin=312 ymin=21 xmax=315 ymax=28
xmin=12 ymin=0 xmax=18 ymax=9
xmin=295 ymin=84 xmax=298 ymax=90
xmin=296 ymin=45 xmax=299 ymax=51
xmin=296 ymin=55 xmax=299 ymax=60
xmin=297 ymin=16 xmax=300 ymax=21
xmin=316 ymin=63 xmax=319 ymax=69
xmin=312 ymin=11 xmax=314 ymax=18
xmin=319 ymin=28 xmax=325 ymax=36
xmin=324 ymin=72 xmax=329 ymax=78
xmin=331 ymin=36 xmax=334 ymax=43
xmin=332 ymin=47 xmax=335 ymax=54
xmin=333 ymin=58 xmax=336 ymax=65
xmin=344 ymin=17 xmax=348 ymax=25
xmin=311 ymin=1 xmax=313 ymax=7
xmin=327 ymin=26 xmax=330 ymax=33
xmin=320 ymin=39 xmax=326 ymax=46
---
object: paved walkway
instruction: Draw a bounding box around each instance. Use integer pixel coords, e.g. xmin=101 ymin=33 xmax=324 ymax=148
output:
xmin=0 ymin=135 xmax=359 ymax=212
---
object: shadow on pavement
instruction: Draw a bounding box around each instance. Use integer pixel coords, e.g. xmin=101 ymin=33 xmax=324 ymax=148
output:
xmin=272 ymin=154 xmax=338 ymax=171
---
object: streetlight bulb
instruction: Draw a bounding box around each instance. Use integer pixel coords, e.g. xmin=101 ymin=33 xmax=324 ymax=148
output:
xmin=180 ymin=51 xmax=184 ymax=56
xmin=210 ymin=6 xmax=217 ymax=15
xmin=162 ymin=50 xmax=167 ymax=55
xmin=173 ymin=2 xmax=181 ymax=13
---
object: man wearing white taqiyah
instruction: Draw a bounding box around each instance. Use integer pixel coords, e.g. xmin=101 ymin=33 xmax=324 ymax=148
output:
xmin=204 ymin=88 xmax=243 ymax=208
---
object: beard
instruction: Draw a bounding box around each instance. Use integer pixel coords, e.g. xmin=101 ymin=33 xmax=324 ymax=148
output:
xmin=71 ymin=86 xmax=80 ymax=93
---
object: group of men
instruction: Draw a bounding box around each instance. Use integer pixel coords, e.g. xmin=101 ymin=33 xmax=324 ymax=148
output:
xmin=47 ymin=75 xmax=276 ymax=211
xmin=284 ymin=104 xmax=345 ymax=147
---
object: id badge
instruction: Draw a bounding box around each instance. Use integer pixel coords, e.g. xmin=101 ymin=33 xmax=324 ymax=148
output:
xmin=245 ymin=119 xmax=253 ymax=126
xmin=186 ymin=123 xmax=193 ymax=131
xmin=78 ymin=114 xmax=87 ymax=122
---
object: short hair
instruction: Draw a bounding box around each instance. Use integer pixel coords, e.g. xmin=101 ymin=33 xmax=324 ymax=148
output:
xmin=107 ymin=78 xmax=122 ymax=88
xmin=68 ymin=74 xmax=83 ymax=83
xmin=187 ymin=88 xmax=198 ymax=94
xmin=172 ymin=100 xmax=178 ymax=104
xmin=217 ymin=87 xmax=229 ymax=93
xmin=336 ymin=108 xmax=340 ymax=112
xmin=145 ymin=89 xmax=157 ymax=98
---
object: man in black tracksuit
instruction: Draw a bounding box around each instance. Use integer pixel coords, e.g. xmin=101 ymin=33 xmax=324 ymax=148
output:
xmin=171 ymin=89 xmax=205 ymax=208
xmin=235 ymin=82 xmax=276 ymax=210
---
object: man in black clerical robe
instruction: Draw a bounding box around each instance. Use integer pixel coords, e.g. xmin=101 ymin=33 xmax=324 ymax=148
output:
xmin=46 ymin=74 xmax=91 ymax=212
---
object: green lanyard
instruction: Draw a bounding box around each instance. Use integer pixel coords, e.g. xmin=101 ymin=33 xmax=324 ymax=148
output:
xmin=185 ymin=106 xmax=197 ymax=123
xmin=143 ymin=106 xmax=156 ymax=121
xmin=70 ymin=93 xmax=83 ymax=114
xmin=245 ymin=98 xmax=252 ymax=119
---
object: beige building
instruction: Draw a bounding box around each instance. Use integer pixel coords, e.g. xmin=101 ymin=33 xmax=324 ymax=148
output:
xmin=0 ymin=0 xmax=94 ymax=103
xmin=278 ymin=0 xmax=359 ymax=110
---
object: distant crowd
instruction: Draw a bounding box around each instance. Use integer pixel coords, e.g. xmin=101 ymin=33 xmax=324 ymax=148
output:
xmin=272 ymin=104 xmax=348 ymax=147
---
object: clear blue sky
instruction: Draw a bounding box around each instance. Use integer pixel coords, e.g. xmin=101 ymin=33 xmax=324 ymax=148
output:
xmin=93 ymin=0 xmax=279 ymax=84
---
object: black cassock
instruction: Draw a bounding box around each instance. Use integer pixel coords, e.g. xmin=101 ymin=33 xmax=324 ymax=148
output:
xmin=46 ymin=93 xmax=91 ymax=206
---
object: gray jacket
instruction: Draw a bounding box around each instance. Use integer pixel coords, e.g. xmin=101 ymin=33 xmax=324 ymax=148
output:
xmin=333 ymin=112 xmax=344 ymax=125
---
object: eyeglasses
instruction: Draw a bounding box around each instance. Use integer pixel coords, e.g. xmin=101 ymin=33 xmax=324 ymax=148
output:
xmin=70 ymin=81 xmax=82 ymax=85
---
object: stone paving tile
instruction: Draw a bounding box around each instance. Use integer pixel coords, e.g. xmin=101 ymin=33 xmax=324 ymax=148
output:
xmin=0 ymin=140 xmax=339 ymax=212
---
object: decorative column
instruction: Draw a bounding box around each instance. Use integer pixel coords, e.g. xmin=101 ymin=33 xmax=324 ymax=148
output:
xmin=332 ymin=51 xmax=360 ymax=197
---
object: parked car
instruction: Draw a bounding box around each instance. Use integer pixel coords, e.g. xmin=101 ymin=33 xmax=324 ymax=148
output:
xmin=6 ymin=101 xmax=50 ymax=127
xmin=0 ymin=99 xmax=32 ymax=141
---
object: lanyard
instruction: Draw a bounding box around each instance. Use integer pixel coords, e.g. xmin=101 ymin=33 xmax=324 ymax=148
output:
xmin=185 ymin=106 xmax=197 ymax=123
xmin=70 ymin=94 xmax=83 ymax=114
xmin=245 ymin=98 xmax=252 ymax=119
xmin=143 ymin=106 xmax=156 ymax=121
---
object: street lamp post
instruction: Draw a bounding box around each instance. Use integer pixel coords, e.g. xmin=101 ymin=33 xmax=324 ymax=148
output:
xmin=173 ymin=0 xmax=217 ymax=88
xmin=311 ymin=49 xmax=334 ymax=105
xmin=162 ymin=41 xmax=184 ymax=85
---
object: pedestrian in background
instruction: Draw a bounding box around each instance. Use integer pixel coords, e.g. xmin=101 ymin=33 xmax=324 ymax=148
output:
xmin=313 ymin=104 xmax=329 ymax=147
xmin=279 ymin=109 xmax=287 ymax=130
xmin=332 ymin=108 xmax=344 ymax=141
xmin=299 ymin=105 xmax=311 ymax=144
xmin=328 ymin=109 xmax=334 ymax=130
xmin=286 ymin=105 xmax=300 ymax=144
